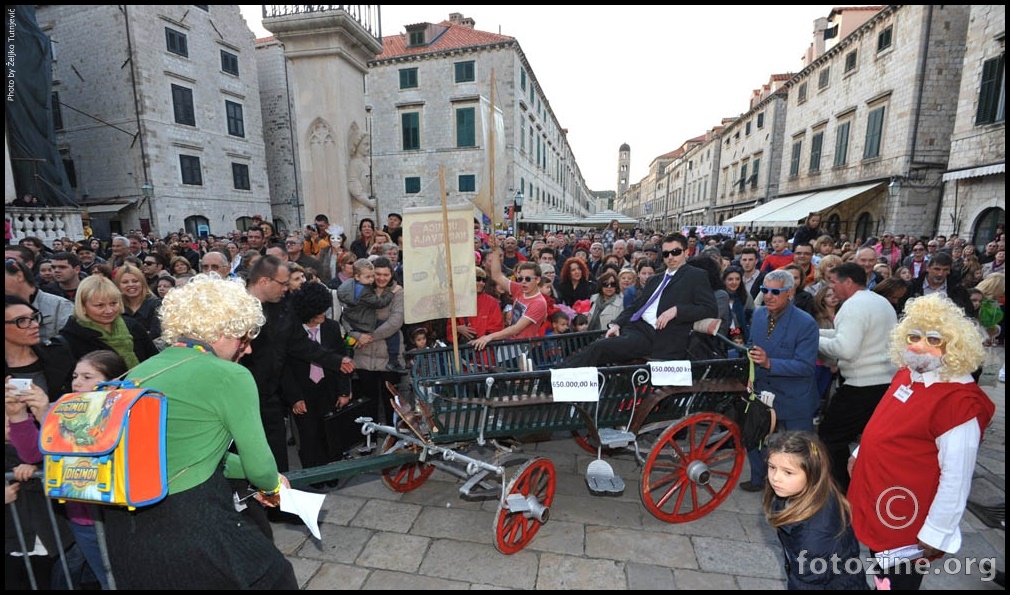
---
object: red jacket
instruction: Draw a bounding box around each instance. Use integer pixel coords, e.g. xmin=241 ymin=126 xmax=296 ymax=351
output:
xmin=446 ymin=293 xmax=504 ymax=342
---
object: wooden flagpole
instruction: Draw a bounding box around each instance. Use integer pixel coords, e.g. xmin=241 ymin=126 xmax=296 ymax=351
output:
xmin=440 ymin=166 xmax=461 ymax=373
xmin=488 ymin=69 xmax=497 ymax=230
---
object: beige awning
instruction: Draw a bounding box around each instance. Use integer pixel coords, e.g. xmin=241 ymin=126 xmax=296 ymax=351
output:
xmin=752 ymin=182 xmax=884 ymax=227
xmin=722 ymin=193 xmax=814 ymax=226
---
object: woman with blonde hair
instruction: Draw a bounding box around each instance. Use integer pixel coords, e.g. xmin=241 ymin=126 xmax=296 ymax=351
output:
xmin=115 ymin=262 xmax=162 ymax=342
xmin=805 ymin=254 xmax=842 ymax=296
xmin=102 ymin=274 xmax=297 ymax=589
xmin=56 ymin=274 xmax=159 ymax=367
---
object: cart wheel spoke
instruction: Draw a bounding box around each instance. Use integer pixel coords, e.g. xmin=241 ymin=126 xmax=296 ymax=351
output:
xmin=493 ymin=458 xmax=555 ymax=555
xmin=379 ymin=434 xmax=434 ymax=492
xmin=640 ymin=412 xmax=744 ymax=523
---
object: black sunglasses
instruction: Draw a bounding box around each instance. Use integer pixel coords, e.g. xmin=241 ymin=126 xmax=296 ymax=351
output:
xmin=759 ymin=285 xmax=792 ymax=295
xmin=515 ymin=275 xmax=537 ymax=283
xmin=661 ymin=248 xmax=684 ymax=258
xmin=601 ymin=281 xmax=618 ymax=288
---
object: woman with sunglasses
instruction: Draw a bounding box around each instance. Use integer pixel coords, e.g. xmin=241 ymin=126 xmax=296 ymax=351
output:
xmin=446 ymin=267 xmax=505 ymax=344
xmin=587 ymin=269 xmax=624 ymax=331
xmin=102 ymin=273 xmax=297 ymax=590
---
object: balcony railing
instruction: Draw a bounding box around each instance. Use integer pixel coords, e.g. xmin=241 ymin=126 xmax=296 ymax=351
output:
xmin=7 ymin=207 xmax=86 ymax=244
xmin=262 ymin=5 xmax=381 ymax=41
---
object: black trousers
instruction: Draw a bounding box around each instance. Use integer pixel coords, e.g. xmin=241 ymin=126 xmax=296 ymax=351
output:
xmin=869 ymin=550 xmax=926 ymax=590
xmin=354 ymin=369 xmax=401 ymax=425
xmin=260 ymin=396 xmax=289 ymax=473
xmin=561 ymin=320 xmax=655 ymax=368
xmin=816 ymin=382 xmax=890 ymax=493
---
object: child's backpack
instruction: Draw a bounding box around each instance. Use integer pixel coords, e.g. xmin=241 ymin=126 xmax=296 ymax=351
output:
xmin=39 ymin=380 xmax=168 ymax=510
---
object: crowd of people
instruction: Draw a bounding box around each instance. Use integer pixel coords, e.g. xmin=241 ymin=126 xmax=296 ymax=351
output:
xmin=4 ymin=208 xmax=1006 ymax=589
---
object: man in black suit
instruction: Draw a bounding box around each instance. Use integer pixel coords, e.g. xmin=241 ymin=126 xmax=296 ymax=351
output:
xmin=562 ymin=232 xmax=718 ymax=367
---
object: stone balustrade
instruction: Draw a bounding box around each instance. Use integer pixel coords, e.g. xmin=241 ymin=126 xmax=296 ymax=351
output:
xmin=6 ymin=207 xmax=86 ymax=244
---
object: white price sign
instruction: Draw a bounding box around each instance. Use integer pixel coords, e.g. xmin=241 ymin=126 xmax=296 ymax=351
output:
xmin=649 ymin=360 xmax=693 ymax=386
xmin=550 ymin=367 xmax=599 ymax=402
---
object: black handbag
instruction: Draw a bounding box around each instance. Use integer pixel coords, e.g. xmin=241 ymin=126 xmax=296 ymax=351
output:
xmin=322 ymin=397 xmax=377 ymax=460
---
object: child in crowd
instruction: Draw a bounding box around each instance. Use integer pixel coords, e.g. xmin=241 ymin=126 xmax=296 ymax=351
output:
xmin=6 ymin=350 xmax=127 ymax=590
xmin=571 ymin=314 xmax=589 ymax=332
xmin=729 ymin=327 xmax=748 ymax=358
xmin=336 ymin=258 xmax=400 ymax=361
xmin=761 ymin=233 xmax=795 ymax=272
xmin=545 ymin=310 xmax=570 ymax=336
xmin=762 ymin=431 xmax=867 ymax=590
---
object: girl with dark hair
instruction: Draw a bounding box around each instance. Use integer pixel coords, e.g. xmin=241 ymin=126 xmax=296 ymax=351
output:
xmin=722 ymin=265 xmax=753 ymax=345
xmin=763 ymin=431 xmax=867 ymax=590
xmin=349 ymin=217 xmax=376 ymax=259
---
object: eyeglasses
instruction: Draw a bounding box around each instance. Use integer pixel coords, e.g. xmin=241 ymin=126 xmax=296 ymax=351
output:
xmin=285 ymin=241 xmax=300 ymax=246
xmin=601 ymin=281 xmax=618 ymax=288
xmin=927 ymin=244 xmax=938 ymax=249
xmin=516 ymin=275 xmax=537 ymax=283
xmin=913 ymin=247 xmax=925 ymax=252
xmin=906 ymin=330 xmax=944 ymax=347
xmin=201 ymin=263 xmax=224 ymax=271
xmin=661 ymin=248 xmax=684 ymax=258
xmin=143 ymin=261 xmax=158 ymax=266
xmin=5 ymin=312 xmax=43 ymax=329
xmin=476 ymin=276 xmax=486 ymax=282
xmin=269 ymin=277 xmax=291 ymax=287
xmin=759 ymin=285 xmax=793 ymax=295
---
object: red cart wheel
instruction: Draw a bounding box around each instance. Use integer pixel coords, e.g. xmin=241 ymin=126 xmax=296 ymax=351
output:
xmin=639 ymin=412 xmax=744 ymax=523
xmin=571 ymin=429 xmax=603 ymax=454
xmin=493 ymin=457 xmax=555 ymax=554
xmin=379 ymin=434 xmax=434 ymax=492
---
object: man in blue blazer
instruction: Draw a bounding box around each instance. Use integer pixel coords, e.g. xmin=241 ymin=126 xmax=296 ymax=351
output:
xmin=739 ymin=269 xmax=821 ymax=491
xmin=562 ymin=232 xmax=717 ymax=367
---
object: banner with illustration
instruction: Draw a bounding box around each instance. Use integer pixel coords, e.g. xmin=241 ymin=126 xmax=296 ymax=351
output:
xmin=402 ymin=204 xmax=477 ymax=324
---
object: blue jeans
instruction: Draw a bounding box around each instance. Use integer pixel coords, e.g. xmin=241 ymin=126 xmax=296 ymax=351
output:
xmin=744 ymin=416 xmax=815 ymax=486
xmin=67 ymin=520 xmax=109 ymax=589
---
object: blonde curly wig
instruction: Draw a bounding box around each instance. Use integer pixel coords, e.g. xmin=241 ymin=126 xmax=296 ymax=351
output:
xmin=889 ymin=293 xmax=986 ymax=380
xmin=158 ymin=273 xmax=265 ymax=344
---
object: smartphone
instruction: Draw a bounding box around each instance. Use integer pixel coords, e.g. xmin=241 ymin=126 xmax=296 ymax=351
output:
xmin=9 ymin=378 xmax=32 ymax=392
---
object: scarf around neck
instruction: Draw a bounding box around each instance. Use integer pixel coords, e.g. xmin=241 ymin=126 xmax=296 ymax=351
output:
xmin=75 ymin=315 xmax=140 ymax=369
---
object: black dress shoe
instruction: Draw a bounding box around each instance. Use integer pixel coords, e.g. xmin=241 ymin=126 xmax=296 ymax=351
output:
xmin=739 ymin=482 xmax=764 ymax=492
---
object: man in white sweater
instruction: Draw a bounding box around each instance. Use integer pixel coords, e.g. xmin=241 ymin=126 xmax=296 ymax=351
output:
xmin=816 ymin=262 xmax=897 ymax=492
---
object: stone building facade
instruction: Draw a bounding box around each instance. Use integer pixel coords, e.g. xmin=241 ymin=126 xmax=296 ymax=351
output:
xmin=628 ymin=5 xmax=1003 ymax=245
xmin=37 ymin=5 xmax=271 ymax=238
xmin=939 ymin=4 xmax=1006 ymax=243
xmin=366 ymin=13 xmax=594 ymax=228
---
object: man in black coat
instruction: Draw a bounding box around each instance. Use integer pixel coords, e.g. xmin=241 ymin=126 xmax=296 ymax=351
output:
xmin=900 ymin=251 xmax=972 ymax=316
xmin=242 ymin=256 xmax=354 ymax=473
xmin=562 ymin=233 xmax=718 ymax=367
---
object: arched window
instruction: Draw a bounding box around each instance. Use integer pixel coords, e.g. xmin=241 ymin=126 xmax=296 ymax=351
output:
xmin=826 ymin=213 xmax=841 ymax=237
xmin=272 ymin=218 xmax=289 ymax=237
xmin=854 ymin=212 xmax=873 ymax=244
xmin=184 ymin=215 xmax=210 ymax=238
xmin=236 ymin=216 xmax=257 ymax=231
xmin=972 ymin=207 xmax=1005 ymax=245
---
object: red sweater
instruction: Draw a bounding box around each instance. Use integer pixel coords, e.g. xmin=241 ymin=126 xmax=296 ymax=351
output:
xmin=849 ymin=368 xmax=995 ymax=551
xmin=761 ymin=251 xmax=794 ymax=272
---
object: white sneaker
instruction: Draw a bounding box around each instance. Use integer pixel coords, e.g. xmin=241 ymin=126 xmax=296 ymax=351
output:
xmin=999 ymin=363 xmax=1005 ymax=383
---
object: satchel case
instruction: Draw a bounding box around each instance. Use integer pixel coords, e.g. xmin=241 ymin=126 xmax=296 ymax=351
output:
xmin=322 ymin=397 xmax=377 ymax=460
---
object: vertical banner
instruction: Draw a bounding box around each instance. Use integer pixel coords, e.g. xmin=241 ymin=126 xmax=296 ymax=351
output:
xmin=402 ymin=204 xmax=477 ymax=324
xmin=470 ymin=94 xmax=507 ymax=227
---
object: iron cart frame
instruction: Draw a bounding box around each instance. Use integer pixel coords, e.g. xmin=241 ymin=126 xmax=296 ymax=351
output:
xmin=286 ymin=331 xmax=750 ymax=554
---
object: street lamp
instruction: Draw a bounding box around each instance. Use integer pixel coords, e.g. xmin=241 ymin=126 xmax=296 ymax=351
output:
xmin=512 ymin=190 xmax=524 ymax=234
